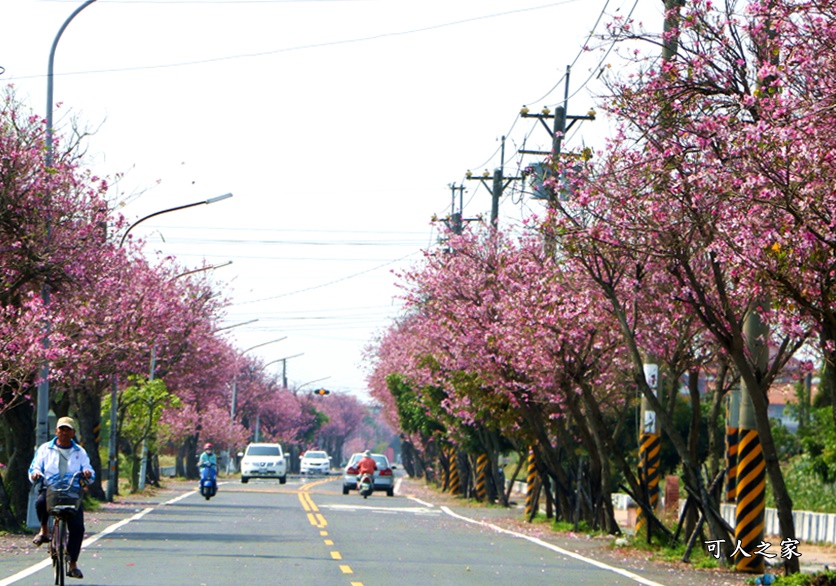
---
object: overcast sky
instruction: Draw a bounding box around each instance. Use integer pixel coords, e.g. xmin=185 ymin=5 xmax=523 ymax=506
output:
xmin=2 ymin=0 xmax=663 ymax=400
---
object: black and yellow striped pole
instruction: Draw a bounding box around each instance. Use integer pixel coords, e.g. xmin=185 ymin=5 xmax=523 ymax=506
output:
xmin=725 ymin=390 xmax=740 ymax=503
xmin=735 ymin=311 xmax=767 ymax=573
xmin=636 ymin=361 xmax=661 ymax=538
xmin=475 ymin=453 xmax=488 ymax=502
xmin=525 ymin=447 xmax=537 ymax=521
xmin=448 ymin=448 xmax=461 ymax=495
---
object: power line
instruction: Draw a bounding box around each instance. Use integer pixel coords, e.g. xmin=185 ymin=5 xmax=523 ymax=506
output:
xmin=464 ymin=0 xmax=615 ymax=184
xmin=15 ymin=1 xmax=583 ymax=80
xmin=561 ymin=0 xmax=640 ymax=104
xmin=525 ymin=0 xmax=612 ymax=106
xmin=151 ymin=237 xmax=428 ymax=246
xmin=235 ymin=251 xmax=422 ymax=305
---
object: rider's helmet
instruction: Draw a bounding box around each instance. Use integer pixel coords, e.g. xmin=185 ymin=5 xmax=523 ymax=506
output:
xmin=204 ymin=443 xmax=213 ymax=452
xmin=363 ymin=450 xmax=371 ymax=457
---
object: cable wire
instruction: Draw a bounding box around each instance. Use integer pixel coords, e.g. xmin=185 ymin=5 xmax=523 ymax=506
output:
xmin=526 ymin=0 xmax=612 ymax=106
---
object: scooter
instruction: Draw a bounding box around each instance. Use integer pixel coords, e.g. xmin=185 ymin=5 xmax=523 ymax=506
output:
xmin=200 ymin=463 xmax=217 ymax=500
xmin=358 ymin=473 xmax=374 ymax=499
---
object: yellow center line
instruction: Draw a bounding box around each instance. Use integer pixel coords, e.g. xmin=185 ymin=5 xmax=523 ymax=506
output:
xmin=296 ymin=478 xmax=362 ymax=584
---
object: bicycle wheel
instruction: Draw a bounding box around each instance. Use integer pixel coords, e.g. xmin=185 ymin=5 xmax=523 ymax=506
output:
xmin=51 ymin=518 xmax=66 ymax=586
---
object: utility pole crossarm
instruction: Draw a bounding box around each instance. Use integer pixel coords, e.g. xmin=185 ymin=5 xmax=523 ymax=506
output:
xmin=520 ymin=111 xmax=596 ymax=140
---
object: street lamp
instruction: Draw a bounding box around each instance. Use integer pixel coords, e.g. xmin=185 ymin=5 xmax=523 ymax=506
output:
xmin=46 ymin=0 xmax=98 ymax=168
xmin=227 ymin=337 xmax=287 ymax=472
xmin=136 ymin=260 xmax=232 ymax=491
xmin=171 ymin=260 xmax=232 ymax=280
xmin=105 ymin=195 xmax=233 ymax=502
xmin=231 ymin=337 xmax=288 ymax=419
xmin=30 ymin=0 xmax=100 ymax=530
xmin=213 ymin=318 xmax=258 ymax=334
xmin=252 ymin=353 xmax=303 ymax=442
xmin=118 ymin=193 xmax=233 ymax=248
xmin=298 ymin=376 xmax=331 ymax=391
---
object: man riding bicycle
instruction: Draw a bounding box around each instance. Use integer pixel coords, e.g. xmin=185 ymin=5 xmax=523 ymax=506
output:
xmin=29 ymin=416 xmax=94 ymax=580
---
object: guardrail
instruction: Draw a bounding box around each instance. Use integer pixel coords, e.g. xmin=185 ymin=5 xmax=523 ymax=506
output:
xmin=518 ymin=486 xmax=836 ymax=545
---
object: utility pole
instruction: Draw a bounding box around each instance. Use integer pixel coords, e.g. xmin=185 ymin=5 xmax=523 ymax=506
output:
xmin=434 ymin=183 xmax=478 ymax=243
xmin=449 ymin=183 xmax=465 ymax=235
xmin=520 ymin=66 xmax=596 ymax=206
xmin=465 ymin=136 xmax=525 ymax=229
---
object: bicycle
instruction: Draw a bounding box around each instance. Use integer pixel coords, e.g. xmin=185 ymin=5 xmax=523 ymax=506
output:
xmin=43 ymin=473 xmax=85 ymax=586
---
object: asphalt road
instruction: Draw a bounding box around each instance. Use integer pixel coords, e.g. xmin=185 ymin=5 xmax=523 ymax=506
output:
xmin=0 ymin=476 xmax=714 ymax=586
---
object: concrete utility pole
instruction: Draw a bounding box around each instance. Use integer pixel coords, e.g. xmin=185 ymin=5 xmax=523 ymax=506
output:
xmin=448 ymin=183 xmax=466 ymax=235
xmin=519 ymin=66 xmax=595 ymax=257
xmin=735 ymin=309 xmax=768 ymax=573
xmin=465 ymin=136 xmax=525 ymax=229
xmin=725 ymin=389 xmax=741 ymax=503
xmin=519 ymin=66 xmax=596 ymax=206
xmin=636 ymin=360 xmax=662 ymax=540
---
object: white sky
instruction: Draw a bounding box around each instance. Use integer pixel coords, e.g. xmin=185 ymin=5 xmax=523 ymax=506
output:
xmin=2 ymin=0 xmax=663 ymax=400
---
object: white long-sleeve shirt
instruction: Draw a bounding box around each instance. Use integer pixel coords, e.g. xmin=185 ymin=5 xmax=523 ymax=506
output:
xmin=29 ymin=438 xmax=95 ymax=489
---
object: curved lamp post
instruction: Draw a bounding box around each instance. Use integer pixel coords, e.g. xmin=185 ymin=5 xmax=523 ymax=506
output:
xmin=213 ymin=318 xmax=258 ymax=335
xmin=136 ymin=260 xmax=232 ymax=491
xmin=227 ymin=337 xmax=287 ymax=472
xmin=252 ymin=353 xmax=303 ymax=442
xmin=105 ymin=194 xmax=233 ymax=501
xmin=30 ymin=0 xmax=99 ymax=530
xmin=298 ymin=376 xmax=331 ymax=392
xmin=45 ymin=0 xmax=98 ymax=168
xmin=118 ymin=193 xmax=233 ymax=248
xmin=231 ymin=338 xmax=288 ymax=419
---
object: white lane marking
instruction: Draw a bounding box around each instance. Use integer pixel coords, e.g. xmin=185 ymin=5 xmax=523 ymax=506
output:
xmin=0 ymin=558 xmax=50 ymax=585
xmin=440 ymin=506 xmax=667 ymax=586
xmin=406 ymin=495 xmax=435 ymax=508
xmin=164 ymin=489 xmax=199 ymax=505
xmin=321 ymin=504 xmax=439 ymax=515
xmin=0 ymin=489 xmax=203 ymax=585
xmin=0 ymin=507 xmax=155 ymax=586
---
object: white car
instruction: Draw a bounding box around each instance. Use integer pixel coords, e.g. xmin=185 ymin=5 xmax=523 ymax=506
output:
xmin=240 ymin=443 xmax=287 ymax=484
xmin=300 ymin=450 xmax=331 ymax=475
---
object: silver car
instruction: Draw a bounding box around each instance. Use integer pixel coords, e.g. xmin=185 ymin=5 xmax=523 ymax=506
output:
xmin=342 ymin=452 xmax=395 ymax=496
xmin=300 ymin=450 xmax=331 ymax=475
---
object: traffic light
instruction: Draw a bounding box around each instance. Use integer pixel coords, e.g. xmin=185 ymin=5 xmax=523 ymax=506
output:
xmin=315 ymin=388 xmax=330 ymax=396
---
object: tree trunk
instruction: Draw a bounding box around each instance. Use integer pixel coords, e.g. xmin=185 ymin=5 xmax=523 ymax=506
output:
xmin=73 ymin=389 xmax=106 ymax=500
xmin=184 ymin=434 xmax=199 ymax=480
xmin=579 ymin=383 xmax=621 ymax=534
xmin=1 ymin=398 xmax=36 ymax=524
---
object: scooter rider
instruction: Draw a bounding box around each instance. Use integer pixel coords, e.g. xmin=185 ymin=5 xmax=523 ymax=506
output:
xmin=199 ymin=443 xmax=217 ymax=469
xmin=198 ymin=443 xmax=217 ymax=497
xmin=357 ymin=450 xmax=377 ymax=479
